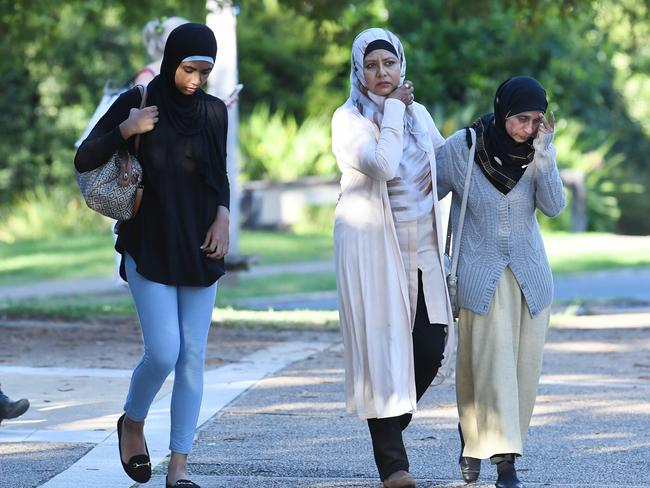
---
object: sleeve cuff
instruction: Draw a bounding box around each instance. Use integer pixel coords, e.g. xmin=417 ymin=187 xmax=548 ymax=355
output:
xmin=382 ymin=98 xmax=406 ymax=129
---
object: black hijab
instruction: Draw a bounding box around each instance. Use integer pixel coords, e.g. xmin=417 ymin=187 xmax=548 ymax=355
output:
xmin=142 ymin=22 xmax=227 ymax=195
xmin=148 ymin=23 xmax=217 ymax=135
xmin=469 ymin=76 xmax=548 ymax=194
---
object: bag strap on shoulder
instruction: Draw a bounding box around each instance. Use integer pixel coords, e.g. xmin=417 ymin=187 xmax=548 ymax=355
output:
xmin=446 ymin=128 xmax=476 ymax=278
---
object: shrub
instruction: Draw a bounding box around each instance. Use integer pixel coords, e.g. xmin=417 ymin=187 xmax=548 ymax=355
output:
xmin=0 ymin=186 xmax=109 ymax=243
xmin=239 ymin=104 xmax=337 ymax=182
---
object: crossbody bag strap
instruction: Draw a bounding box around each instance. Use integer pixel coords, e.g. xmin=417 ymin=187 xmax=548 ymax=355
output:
xmin=449 ymin=128 xmax=476 ymax=277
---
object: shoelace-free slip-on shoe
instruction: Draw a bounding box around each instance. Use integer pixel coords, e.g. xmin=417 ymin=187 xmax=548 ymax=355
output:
xmin=117 ymin=413 xmax=152 ymax=483
xmin=383 ymin=470 xmax=417 ymax=488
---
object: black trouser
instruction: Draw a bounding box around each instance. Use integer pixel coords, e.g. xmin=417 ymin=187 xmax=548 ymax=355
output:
xmin=367 ymin=270 xmax=447 ymax=481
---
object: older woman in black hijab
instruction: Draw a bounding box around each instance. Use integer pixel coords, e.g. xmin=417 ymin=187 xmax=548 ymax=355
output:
xmin=75 ymin=23 xmax=229 ymax=488
xmin=436 ymin=77 xmax=566 ymax=488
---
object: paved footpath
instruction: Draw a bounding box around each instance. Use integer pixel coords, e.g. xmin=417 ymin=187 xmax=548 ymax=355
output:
xmin=2 ymin=312 xmax=650 ymax=487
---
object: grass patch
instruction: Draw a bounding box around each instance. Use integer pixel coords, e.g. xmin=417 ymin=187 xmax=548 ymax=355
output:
xmin=217 ymin=272 xmax=336 ymax=303
xmin=0 ymin=295 xmax=339 ymax=331
xmin=0 ymin=270 xmax=337 ymax=322
xmin=0 ymin=233 xmax=116 ymax=286
xmin=239 ymin=229 xmax=333 ymax=264
xmin=0 ymin=229 xmax=333 ymax=286
xmin=213 ymin=307 xmax=339 ymax=330
xmin=1 ymin=230 xmax=649 ymax=289
xmin=0 ymin=293 xmax=136 ymax=321
xmin=544 ymin=232 xmax=650 ymax=274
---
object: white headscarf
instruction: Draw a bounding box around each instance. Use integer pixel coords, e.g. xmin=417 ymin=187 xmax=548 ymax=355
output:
xmin=349 ymin=28 xmax=431 ymax=153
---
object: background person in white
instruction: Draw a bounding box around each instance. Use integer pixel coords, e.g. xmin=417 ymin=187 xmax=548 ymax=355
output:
xmin=331 ymin=28 xmax=455 ymax=488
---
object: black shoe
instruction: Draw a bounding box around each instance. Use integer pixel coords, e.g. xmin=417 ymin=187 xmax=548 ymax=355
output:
xmin=166 ymin=478 xmax=201 ymax=488
xmin=117 ymin=413 xmax=152 ymax=483
xmin=458 ymin=423 xmax=480 ymax=483
xmin=0 ymin=387 xmax=30 ymax=421
xmin=460 ymin=456 xmax=481 ymax=484
xmin=492 ymin=454 xmax=523 ymax=488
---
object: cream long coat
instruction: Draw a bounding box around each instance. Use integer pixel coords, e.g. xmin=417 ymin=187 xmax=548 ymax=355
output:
xmin=332 ymin=97 xmax=455 ymax=419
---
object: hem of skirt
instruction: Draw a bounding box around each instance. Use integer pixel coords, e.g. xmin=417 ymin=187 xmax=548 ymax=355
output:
xmin=462 ymin=444 xmax=523 ymax=460
xmin=347 ymin=403 xmax=416 ymax=420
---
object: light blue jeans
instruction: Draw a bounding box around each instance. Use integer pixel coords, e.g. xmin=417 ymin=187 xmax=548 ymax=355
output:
xmin=123 ymin=254 xmax=217 ymax=454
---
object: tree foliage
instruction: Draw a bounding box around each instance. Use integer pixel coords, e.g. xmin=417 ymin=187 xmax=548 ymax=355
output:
xmin=0 ymin=0 xmax=649 ymax=233
xmin=0 ymin=0 xmax=206 ymax=203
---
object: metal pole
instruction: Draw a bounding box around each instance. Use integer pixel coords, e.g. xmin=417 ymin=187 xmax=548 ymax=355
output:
xmin=206 ymin=0 xmax=240 ymax=255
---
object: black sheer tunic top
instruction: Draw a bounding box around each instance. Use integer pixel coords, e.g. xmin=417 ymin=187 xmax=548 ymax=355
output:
xmin=74 ymin=87 xmax=230 ymax=287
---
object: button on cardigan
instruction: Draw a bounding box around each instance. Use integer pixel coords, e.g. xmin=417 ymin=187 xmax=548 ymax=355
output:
xmin=436 ymin=129 xmax=566 ymax=316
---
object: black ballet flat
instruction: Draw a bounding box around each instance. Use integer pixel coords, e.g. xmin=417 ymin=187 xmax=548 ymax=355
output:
xmin=166 ymin=477 xmax=201 ymax=488
xmin=117 ymin=413 xmax=152 ymax=483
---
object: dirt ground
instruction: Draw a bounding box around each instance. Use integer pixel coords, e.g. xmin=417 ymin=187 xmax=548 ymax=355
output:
xmin=0 ymin=318 xmax=335 ymax=370
xmin=3 ymin=312 xmax=650 ymax=377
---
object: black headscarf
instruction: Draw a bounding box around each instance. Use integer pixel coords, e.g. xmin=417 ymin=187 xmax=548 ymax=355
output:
xmin=469 ymin=76 xmax=548 ymax=194
xmin=148 ymin=23 xmax=217 ymax=135
xmin=142 ymin=22 xmax=226 ymax=195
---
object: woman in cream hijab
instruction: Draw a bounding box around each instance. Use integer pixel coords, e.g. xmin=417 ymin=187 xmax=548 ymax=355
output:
xmin=332 ymin=28 xmax=455 ymax=488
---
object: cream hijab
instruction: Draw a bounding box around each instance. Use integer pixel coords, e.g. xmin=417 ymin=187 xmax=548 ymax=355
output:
xmin=348 ymin=28 xmax=431 ymax=153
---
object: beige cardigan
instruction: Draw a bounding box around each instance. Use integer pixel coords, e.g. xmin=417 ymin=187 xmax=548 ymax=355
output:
xmin=332 ymin=98 xmax=455 ymax=419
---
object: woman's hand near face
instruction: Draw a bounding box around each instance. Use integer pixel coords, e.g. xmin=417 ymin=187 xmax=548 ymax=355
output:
xmin=201 ymin=206 xmax=230 ymax=260
xmin=119 ymin=106 xmax=159 ymax=139
xmin=534 ymin=111 xmax=555 ymax=150
xmin=387 ymin=80 xmax=414 ymax=105
xmin=538 ymin=111 xmax=555 ymax=134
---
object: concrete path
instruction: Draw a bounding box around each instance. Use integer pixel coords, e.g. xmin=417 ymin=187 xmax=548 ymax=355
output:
xmin=554 ymin=267 xmax=650 ymax=302
xmin=2 ymin=313 xmax=650 ymax=487
xmin=0 ymin=339 xmax=335 ymax=488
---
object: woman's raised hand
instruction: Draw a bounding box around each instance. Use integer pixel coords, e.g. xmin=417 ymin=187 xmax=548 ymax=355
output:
xmin=538 ymin=111 xmax=555 ymax=134
xmin=119 ymin=106 xmax=159 ymax=139
xmin=534 ymin=111 xmax=555 ymax=150
xmin=387 ymin=80 xmax=414 ymax=105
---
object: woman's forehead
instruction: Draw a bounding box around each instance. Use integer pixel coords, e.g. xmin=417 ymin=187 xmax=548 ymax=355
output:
xmin=363 ymin=49 xmax=399 ymax=62
xmin=509 ymin=110 xmax=543 ymax=119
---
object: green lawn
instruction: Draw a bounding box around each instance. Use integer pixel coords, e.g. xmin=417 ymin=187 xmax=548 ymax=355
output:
xmin=240 ymin=230 xmax=333 ymax=264
xmin=0 ymin=229 xmax=334 ymax=287
xmin=2 ymin=230 xmax=648 ymax=323
xmin=0 ymin=271 xmax=337 ymax=321
xmin=0 ymin=294 xmax=339 ymax=330
xmin=544 ymin=232 xmax=650 ymax=274
xmin=1 ymin=229 xmax=649 ymax=288
xmin=218 ymin=272 xmax=336 ymax=303
xmin=0 ymin=233 xmax=116 ymax=286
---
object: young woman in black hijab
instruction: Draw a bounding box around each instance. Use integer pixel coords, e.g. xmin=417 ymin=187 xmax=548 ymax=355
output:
xmin=75 ymin=23 xmax=229 ymax=488
xmin=436 ymin=76 xmax=566 ymax=488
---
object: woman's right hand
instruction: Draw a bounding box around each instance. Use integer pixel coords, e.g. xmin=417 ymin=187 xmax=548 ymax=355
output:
xmin=387 ymin=80 xmax=414 ymax=105
xmin=119 ymin=105 xmax=159 ymax=139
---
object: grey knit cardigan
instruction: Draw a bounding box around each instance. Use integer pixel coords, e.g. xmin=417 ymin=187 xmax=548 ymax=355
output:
xmin=436 ymin=129 xmax=566 ymax=317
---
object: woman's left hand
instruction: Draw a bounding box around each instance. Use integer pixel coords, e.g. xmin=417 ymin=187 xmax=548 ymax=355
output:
xmin=201 ymin=206 xmax=230 ymax=259
xmin=534 ymin=111 xmax=555 ymax=150
xmin=538 ymin=111 xmax=555 ymax=134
